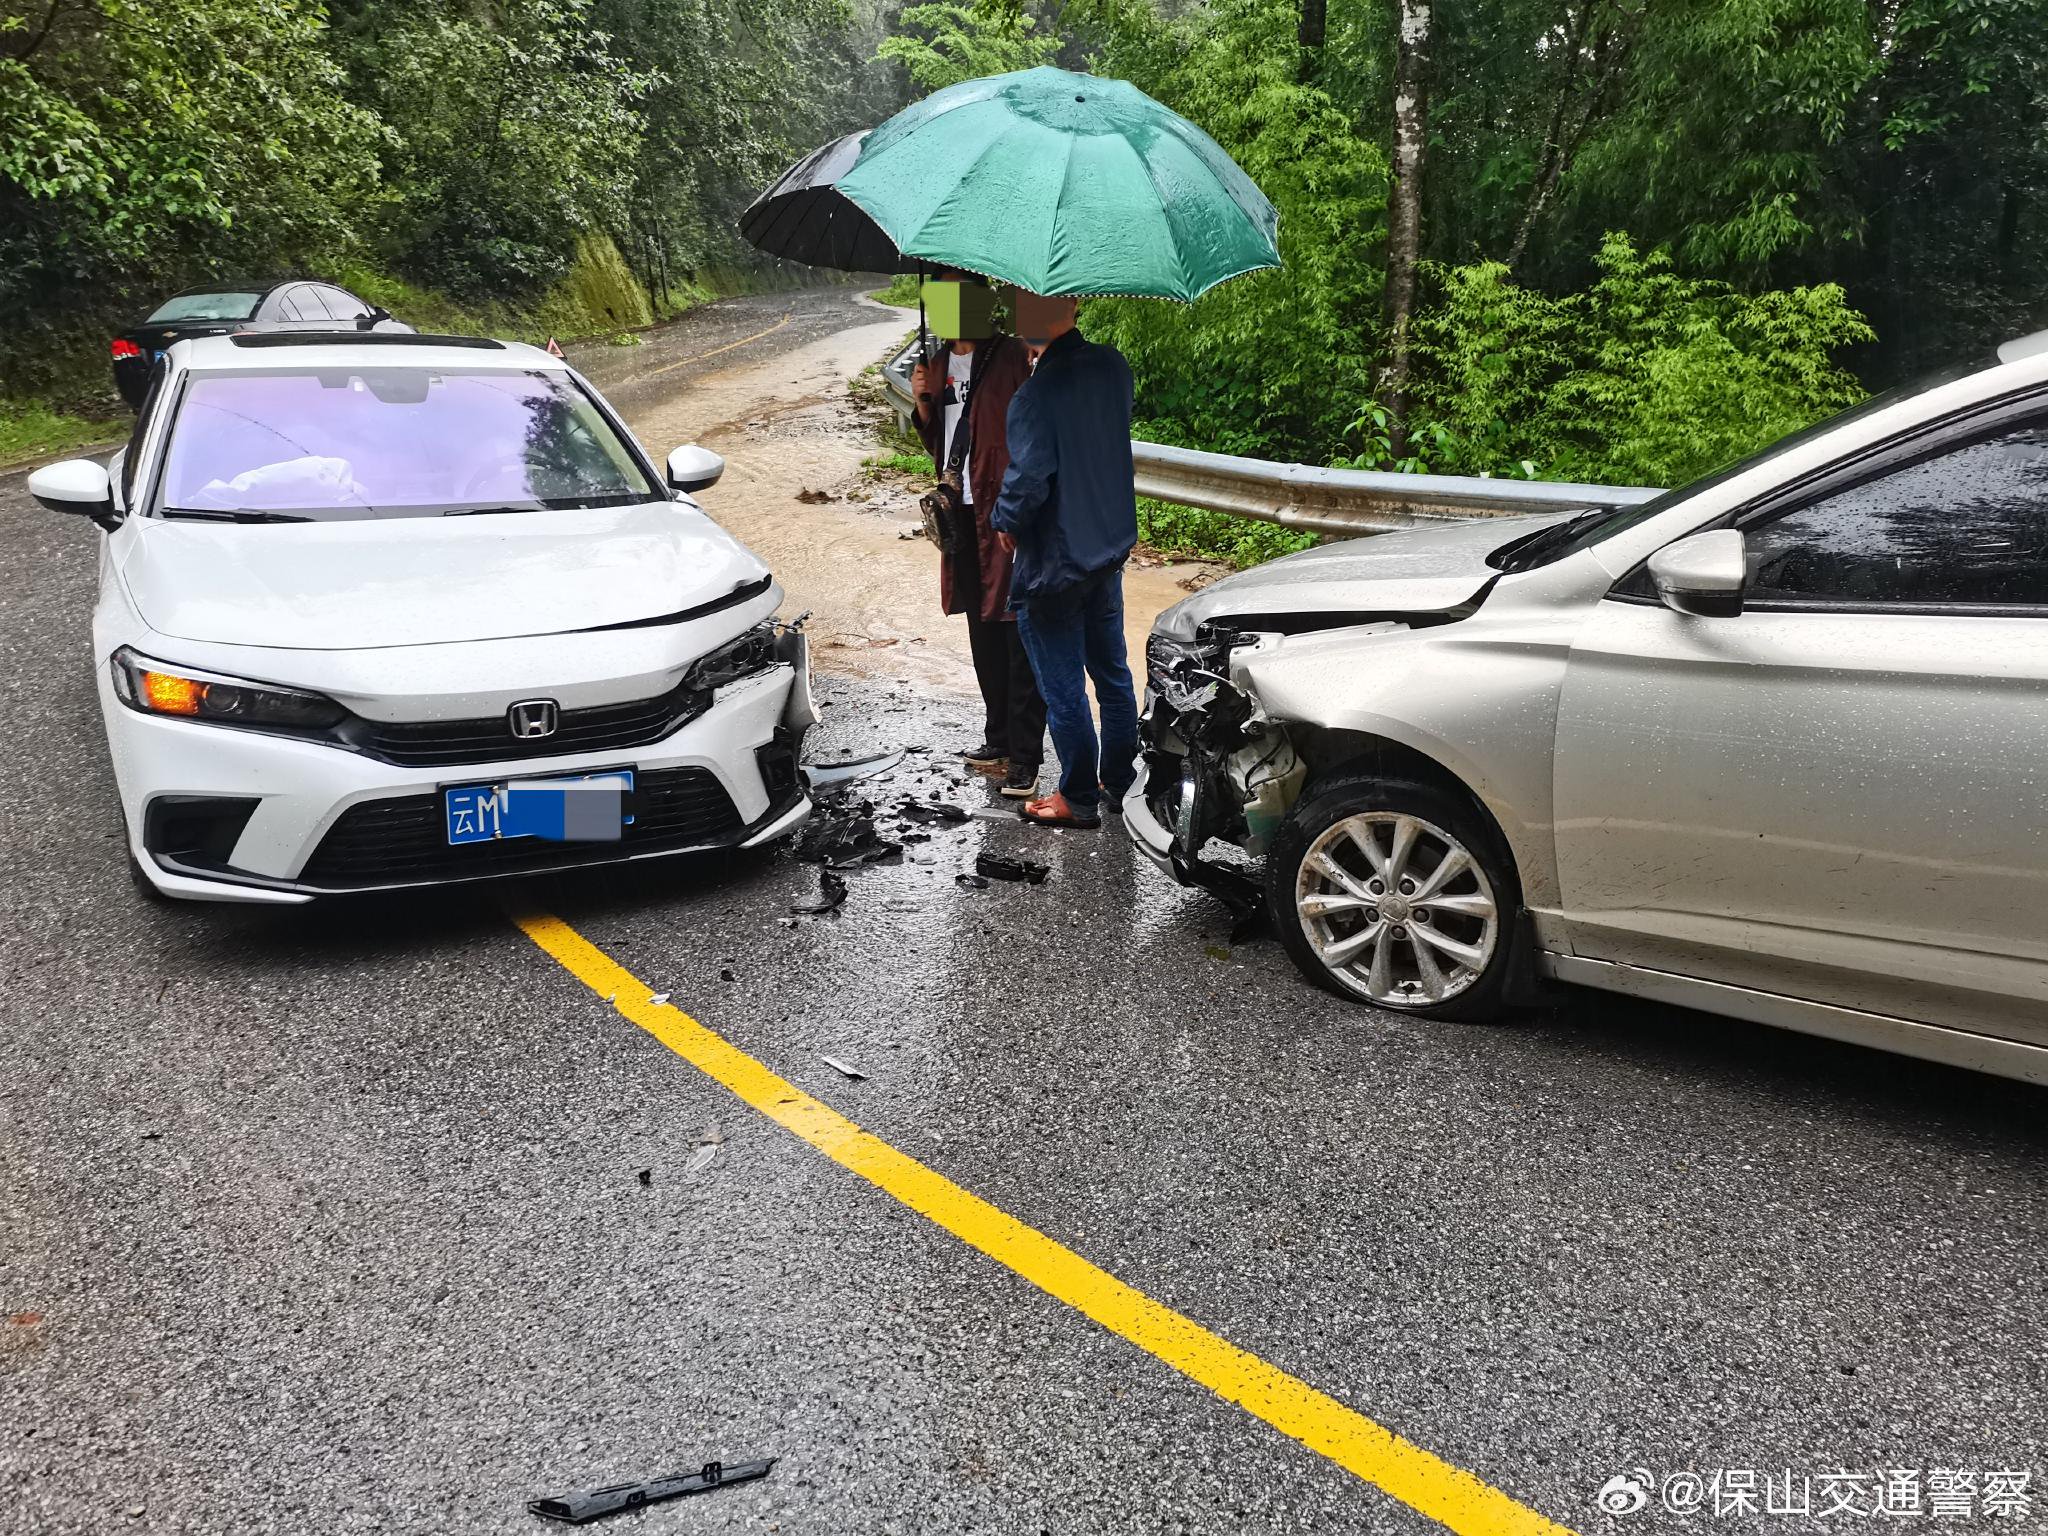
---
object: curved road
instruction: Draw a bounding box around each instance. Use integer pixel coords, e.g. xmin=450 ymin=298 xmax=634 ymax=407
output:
xmin=2 ymin=289 xmax=2043 ymax=1536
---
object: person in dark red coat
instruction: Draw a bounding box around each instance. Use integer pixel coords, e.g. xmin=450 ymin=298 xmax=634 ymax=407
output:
xmin=911 ymin=283 xmax=1046 ymax=797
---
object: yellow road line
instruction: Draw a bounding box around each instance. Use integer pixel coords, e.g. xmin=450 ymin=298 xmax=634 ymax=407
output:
xmin=511 ymin=909 xmax=1578 ymax=1536
xmin=640 ymin=310 xmax=794 ymax=378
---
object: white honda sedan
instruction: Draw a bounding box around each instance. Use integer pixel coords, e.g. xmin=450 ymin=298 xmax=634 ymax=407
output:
xmin=30 ymin=333 xmax=815 ymax=903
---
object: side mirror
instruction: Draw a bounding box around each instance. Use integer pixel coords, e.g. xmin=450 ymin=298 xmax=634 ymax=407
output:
xmin=358 ymin=306 xmax=390 ymax=329
xmin=666 ymin=444 xmax=725 ymax=495
xmin=1648 ymin=528 xmax=1746 ymax=618
xmin=28 ymin=459 xmax=116 ymax=527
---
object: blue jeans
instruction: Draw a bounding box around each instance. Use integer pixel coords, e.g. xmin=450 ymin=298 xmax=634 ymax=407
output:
xmin=1014 ymin=566 xmax=1139 ymax=813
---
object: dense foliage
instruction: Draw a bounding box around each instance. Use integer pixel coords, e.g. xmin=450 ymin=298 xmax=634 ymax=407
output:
xmin=1373 ymin=235 xmax=1874 ymax=485
xmin=0 ymin=0 xmax=910 ymax=400
xmin=4 ymin=0 xmax=2043 ymax=495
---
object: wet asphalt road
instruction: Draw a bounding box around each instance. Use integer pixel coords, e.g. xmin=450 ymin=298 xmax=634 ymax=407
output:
xmin=4 ymin=291 xmax=2046 ymax=1536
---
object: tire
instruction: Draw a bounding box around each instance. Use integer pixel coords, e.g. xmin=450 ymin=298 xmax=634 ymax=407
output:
xmin=1265 ymin=774 xmax=1522 ymax=1022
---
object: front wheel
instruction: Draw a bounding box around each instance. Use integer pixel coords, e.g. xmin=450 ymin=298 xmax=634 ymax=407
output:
xmin=1265 ymin=775 xmax=1520 ymax=1021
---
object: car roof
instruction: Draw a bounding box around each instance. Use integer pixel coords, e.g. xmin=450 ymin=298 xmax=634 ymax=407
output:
xmin=174 ymin=333 xmax=562 ymax=371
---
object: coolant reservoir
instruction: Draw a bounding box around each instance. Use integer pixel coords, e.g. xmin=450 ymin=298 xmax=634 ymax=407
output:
xmin=1233 ymin=730 xmax=1306 ymax=856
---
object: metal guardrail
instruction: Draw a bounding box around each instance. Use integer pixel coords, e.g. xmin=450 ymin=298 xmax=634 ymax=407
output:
xmin=880 ymin=340 xmax=1662 ymax=538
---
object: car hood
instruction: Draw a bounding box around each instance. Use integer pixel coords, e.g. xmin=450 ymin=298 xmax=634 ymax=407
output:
xmin=1155 ymin=513 xmax=1562 ymax=639
xmin=121 ymin=502 xmax=771 ymax=650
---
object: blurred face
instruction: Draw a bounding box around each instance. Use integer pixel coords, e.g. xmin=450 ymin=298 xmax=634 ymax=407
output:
xmin=1015 ymin=290 xmax=1078 ymax=349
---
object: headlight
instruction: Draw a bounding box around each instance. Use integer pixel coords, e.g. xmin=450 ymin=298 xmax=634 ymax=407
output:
xmin=108 ymin=647 xmax=344 ymax=732
xmin=686 ymin=622 xmax=779 ymax=692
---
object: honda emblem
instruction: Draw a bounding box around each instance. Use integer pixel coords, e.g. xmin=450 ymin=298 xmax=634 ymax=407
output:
xmin=507 ymin=699 xmax=559 ymax=740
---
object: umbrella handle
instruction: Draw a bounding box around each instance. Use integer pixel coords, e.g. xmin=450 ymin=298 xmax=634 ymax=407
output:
xmin=915 ymin=262 xmax=933 ymax=405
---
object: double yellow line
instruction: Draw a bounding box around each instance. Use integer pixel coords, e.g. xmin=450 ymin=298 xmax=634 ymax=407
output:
xmin=514 ymin=910 xmax=1576 ymax=1536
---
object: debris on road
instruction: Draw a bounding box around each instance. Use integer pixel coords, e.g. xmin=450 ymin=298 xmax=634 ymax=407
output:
xmin=794 ymin=802 xmax=901 ymax=869
xmin=790 ymin=871 xmax=848 ymax=915
xmin=955 ymin=873 xmax=990 ymax=890
xmin=794 ymin=487 xmax=836 ymax=503
xmin=976 ymin=852 xmax=1049 ymax=885
xmin=821 ymin=1055 xmax=867 ymax=1080
xmin=684 ymin=1143 xmax=720 ymax=1175
xmin=635 ymin=1169 xmax=652 ymax=1187
xmin=897 ymin=798 xmax=969 ymax=825
xmin=528 ymin=1458 xmax=776 ymax=1525
xmin=804 ymin=750 xmax=905 ymax=794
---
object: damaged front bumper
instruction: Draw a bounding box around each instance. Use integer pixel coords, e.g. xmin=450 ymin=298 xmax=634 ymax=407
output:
xmin=1124 ymin=631 xmax=1307 ymax=917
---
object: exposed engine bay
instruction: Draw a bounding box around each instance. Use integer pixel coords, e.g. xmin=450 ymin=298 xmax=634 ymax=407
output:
xmin=1138 ymin=622 xmax=1407 ymax=914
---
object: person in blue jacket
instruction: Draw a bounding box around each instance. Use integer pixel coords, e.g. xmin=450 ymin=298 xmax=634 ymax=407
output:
xmin=990 ymin=290 xmax=1140 ymax=829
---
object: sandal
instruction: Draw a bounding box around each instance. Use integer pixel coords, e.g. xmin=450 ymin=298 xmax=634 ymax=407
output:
xmin=1019 ymin=792 xmax=1100 ymax=829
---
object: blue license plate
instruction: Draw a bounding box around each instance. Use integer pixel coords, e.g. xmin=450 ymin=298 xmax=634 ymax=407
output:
xmin=444 ymin=770 xmax=634 ymax=845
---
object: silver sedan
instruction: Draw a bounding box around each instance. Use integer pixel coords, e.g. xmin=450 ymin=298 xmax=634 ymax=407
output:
xmin=1127 ymin=331 xmax=2048 ymax=1085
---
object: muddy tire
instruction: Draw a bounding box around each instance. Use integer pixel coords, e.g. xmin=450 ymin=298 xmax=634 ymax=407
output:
xmin=1265 ymin=774 xmax=1522 ymax=1022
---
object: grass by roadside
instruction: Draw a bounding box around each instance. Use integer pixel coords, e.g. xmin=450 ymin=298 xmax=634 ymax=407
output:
xmin=871 ymin=274 xmax=921 ymax=309
xmin=1137 ymin=497 xmax=1318 ymax=568
xmin=862 ymin=448 xmax=935 ymax=477
xmin=0 ymin=400 xmax=123 ymax=470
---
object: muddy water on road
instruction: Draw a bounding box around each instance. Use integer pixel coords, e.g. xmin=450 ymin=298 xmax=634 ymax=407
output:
xmin=589 ymin=292 xmax=1219 ymax=700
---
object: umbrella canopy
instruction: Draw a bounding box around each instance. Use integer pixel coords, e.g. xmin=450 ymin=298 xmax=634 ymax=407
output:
xmin=835 ymin=67 xmax=1279 ymax=302
xmin=738 ymin=131 xmax=905 ymax=272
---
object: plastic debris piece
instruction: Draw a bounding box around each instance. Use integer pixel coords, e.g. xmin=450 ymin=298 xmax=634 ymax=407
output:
xmin=684 ymin=1143 xmax=720 ymax=1175
xmin=804 ymin=750 xmax=904 ymax=794
xmin=955 ymin=873 xmax=990 ymax=890
xmin=636 ymin=1169 xmax=651 ymax=1187
xmin=821 ymin=1055 xmax=867 ymax=1080
xmin=647 ymin=993 xmax=670 ymax=1007
xmin=794 ymin=806 xmax=898 ymax=867
xmin=897 ymin=798 xmax=969 ymax=825
xmin=719 ymin=968 xmax=736 ymax=982
xmin=976 ymin=853 xmax=1050 ymax=885
xmin=604 ymin=993 xmax=616 ymax=1004
xmin=527 ymin=1458 xmax=776 ymax=1525
xmin=790 ymin=871 xmax=848 ymax=915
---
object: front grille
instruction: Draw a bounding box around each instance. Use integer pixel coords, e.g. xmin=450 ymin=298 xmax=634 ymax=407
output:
xmin=296 ymin=766 xmax=744 ymax=889
xmin=341 ymin=682 xmax=710 ymax=767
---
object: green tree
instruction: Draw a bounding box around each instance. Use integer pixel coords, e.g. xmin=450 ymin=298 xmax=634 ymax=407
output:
xmin=879 ymin=0 xmax=1060 ymax=92
xmin=1080 ymin=0 xmax=1391 ymax=460
xmin=332 ymin=0 xmax=649 ymax=297
xmin=0 ymin=0 xmax=380 ymax=336
xmin=1396 ymin=233 xmax=1874 ymax=485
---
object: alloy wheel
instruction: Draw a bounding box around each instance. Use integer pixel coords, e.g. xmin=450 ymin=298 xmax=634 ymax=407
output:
xmin=1294 ymin=811 xmax=1499 ymax=1008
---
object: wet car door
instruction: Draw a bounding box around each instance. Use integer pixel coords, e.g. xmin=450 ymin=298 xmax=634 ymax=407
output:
xmin=1551 ymin=403 xmax=2048 ymax=1041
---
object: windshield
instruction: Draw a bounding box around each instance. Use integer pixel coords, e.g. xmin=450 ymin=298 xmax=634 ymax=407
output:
xmin=1487 ymin=363 xmax=1981 ymax=573
xmin=147 ymin=291 xmax=262 ymax=324
xmin=157 ymin=367 xmax=655 ymax=521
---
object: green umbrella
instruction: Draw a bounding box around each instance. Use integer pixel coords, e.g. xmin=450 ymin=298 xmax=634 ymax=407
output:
xmin=835 ymin=67 xmax=1279 ymax=302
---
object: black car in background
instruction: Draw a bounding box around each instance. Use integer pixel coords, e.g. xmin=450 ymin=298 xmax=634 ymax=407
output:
xmin=111 ymin=281 xmax=413 ymax=405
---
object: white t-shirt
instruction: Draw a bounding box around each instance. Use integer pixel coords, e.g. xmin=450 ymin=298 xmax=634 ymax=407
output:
xmin=943 ymin=349 xmax=974 ymax=503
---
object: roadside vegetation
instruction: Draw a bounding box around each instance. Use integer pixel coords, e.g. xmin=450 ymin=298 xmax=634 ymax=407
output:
xmin=1 ymin=0 xmax=911 ymax=438
xmin=8 ymin=0 xmax=2040 ymax=553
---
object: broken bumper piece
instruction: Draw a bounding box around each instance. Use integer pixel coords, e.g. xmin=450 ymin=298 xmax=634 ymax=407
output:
xmin=1121 ymin=760 xmax=1175 ymax=874
xmin=1121 ymin=758 xmax=1265 ymax=927
xmin=528 ymin=1458 xmax=776 ymax=1524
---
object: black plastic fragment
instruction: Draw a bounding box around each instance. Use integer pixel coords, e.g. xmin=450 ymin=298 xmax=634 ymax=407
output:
xmin=790 ymin=871 xmax=848 ymax=914
xmin=975 ymin=853 xmax=1049 ymax=885
xmin=528 ymin=1458 xmax=776 ymax=1524
xmin=803 ymin=750 xmax=904 ymax=794
xmin=897 ymin=798 xmax=969 ymax=825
